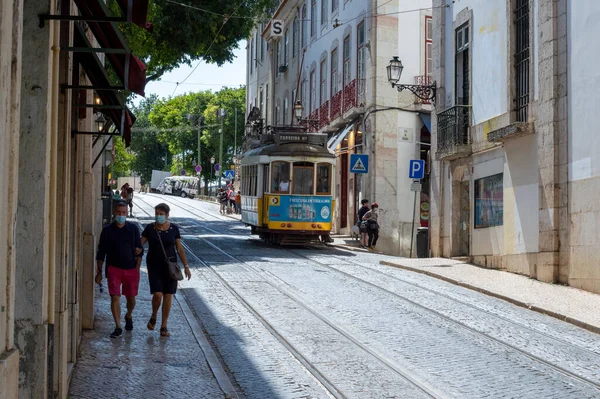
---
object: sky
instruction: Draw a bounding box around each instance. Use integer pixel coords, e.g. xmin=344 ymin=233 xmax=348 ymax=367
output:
xmin=132 ymin=40 xmax=247 ymax=105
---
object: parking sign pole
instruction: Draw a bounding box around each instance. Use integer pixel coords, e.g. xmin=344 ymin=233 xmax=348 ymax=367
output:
xmin=410 ymin=185 xmax=417 ymax=257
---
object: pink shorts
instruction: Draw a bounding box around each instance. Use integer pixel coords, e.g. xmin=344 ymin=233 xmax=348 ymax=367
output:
xmin=107 ymin=266 xmax=140 ymax=297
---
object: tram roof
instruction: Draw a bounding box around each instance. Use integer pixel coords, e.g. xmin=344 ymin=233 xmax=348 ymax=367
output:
xmin=243 ymin=142 xmax=335 ymax=158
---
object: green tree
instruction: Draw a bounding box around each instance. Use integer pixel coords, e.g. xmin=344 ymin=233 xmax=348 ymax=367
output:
xmin=113 ymin=135 xmax=135 ymax=177
xmin=202 ymin=87 xmax=246 ymax=184
xmin=111 ymin=0 xmax=278 ymax=82
xmin=129 ymin=95 xmax=170 ymax=184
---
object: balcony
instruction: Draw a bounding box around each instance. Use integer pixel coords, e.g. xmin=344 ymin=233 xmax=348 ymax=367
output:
xmin=436 ymin=105 xmax=471 ymax=160
xmin=342 ymin=79 xmax=357 ymax=113
xmin=318 ymin=101 xmax=330 ymax=129
xmin=414 ymin=75 xmax=433 ymax=105
xmin=330 ymin=91 xmax=342 ymax=120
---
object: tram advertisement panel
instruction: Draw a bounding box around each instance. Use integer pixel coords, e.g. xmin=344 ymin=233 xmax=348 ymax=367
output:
xmin=268 ymin=196 xmax=332 ymax=223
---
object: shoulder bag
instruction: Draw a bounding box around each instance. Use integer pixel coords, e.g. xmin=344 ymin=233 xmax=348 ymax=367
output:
xmin=155 ymin=225 xmax=184 ymax=281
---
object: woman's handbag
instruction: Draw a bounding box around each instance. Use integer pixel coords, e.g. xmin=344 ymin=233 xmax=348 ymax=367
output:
xmin=155 ymin=225 xmax=184 ymax=281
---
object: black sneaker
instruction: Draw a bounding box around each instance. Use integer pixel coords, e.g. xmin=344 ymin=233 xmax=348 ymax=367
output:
xmin=110 ymin=327 xmax=123 ymax=338
xmin=125 ymin=317 xmax=133 ymax=331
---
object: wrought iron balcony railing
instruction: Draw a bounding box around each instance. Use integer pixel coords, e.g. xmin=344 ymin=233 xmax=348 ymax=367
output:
xmin=437 ymin=105 xmax=471 ymax=155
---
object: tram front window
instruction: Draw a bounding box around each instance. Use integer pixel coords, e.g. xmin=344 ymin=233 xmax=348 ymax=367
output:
xmin=292 ymin=162 xmax=314 ymax=195
xmin=316 ymin=163 xmax=331 ymax=194
xmin=272 ymin=161 xmax=290 ymax=193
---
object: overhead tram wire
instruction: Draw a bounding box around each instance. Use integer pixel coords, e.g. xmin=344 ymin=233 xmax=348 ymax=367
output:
xmin=169 ymin=0 xmax=248 ymax=96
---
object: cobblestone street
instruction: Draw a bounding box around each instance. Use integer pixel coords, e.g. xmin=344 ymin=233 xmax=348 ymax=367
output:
xmin=69 ymin=194 xmax=600 ymax=398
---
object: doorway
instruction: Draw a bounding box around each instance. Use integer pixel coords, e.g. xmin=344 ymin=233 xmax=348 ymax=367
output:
xmin=340 ymin=153 xmax=348 ymax=228
xmin=458 ymin=180 xmax=470 ymax=256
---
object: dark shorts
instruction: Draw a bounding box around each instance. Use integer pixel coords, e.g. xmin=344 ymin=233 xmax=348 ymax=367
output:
xmin=148 ymin=270 xmax=178 ymax=294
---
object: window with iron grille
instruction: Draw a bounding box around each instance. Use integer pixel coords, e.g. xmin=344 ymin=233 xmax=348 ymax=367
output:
xmin=515 ymin=0 xmax=530 ymax=121
xmin=311 ymin=0 xmax=317 ymax=36
xmin=301 ymin=5 xmax=307 ymax=47
xmin=357 ymin=21 xmax=366 ymax=94
xmin=332 ymin=0 xmax=338 ymax=14
xmin=331 ymin=48 xmax=339 ymax=95
xmin=343 ymin=35 xmax=351 ymax=87
xmin=425 ymin=16 xmax=432 ymax=76
xmin=284 ymin=29 xmax=289 ymax=66
xmin=321 ymin=0 xmax=327 ymax=27
xmin=455 ymin=23 xmax=470 ymax=106
xmin=310 ymin=70 xmax=317 ymax=111
xmin=320 ymin=59 xmax=328 ymax=104
xmin=292 ymin=17 xmax=298 ymax=57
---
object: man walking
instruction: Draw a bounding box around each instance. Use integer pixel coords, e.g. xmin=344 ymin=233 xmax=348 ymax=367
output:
xmin=95 ymin=201 xmax=143 ymax=338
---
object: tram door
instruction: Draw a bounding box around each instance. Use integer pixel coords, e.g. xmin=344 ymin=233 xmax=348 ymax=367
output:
xmin=340 ymin=154 xmax=348 ymax=228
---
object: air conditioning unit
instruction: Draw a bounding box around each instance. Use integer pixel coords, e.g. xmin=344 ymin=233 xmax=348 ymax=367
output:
xmin=278 ymin=64 xmax=288 ymax=73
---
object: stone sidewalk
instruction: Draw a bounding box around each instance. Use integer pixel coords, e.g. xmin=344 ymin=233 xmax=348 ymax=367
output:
xmin=69 ymin=266 xmax=237 ymax=399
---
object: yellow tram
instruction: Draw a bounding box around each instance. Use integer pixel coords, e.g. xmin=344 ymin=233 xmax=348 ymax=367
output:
xmin=240 ymin=129 xmax=335 ymax=244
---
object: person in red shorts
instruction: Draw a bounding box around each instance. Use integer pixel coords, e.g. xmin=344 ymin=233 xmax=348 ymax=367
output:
xmin=95 ymin=201 xmax=143 ymax=338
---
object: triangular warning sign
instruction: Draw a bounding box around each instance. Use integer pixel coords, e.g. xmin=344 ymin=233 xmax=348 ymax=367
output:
xmin=352 ymin=157 xmax=366 ymax=171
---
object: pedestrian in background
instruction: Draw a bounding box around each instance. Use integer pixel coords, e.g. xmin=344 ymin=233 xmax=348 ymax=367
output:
xmin=362 ymin=202 xmax=380 ymax=251
xmin=219 ymin=188 xmax=228 ymax=214
xmin=357 ymin=199 xmax=370 ymax=248
xmin=235 ymin=191 xmax=241 ymax=214
xmin=141 ymin=203 xmax=191 ymax=337
xmin=126 ymin=186 xmax=134 ymax=217
xmin=95 ymin=201 xmax=143 ymax=338
xmin=228 ymin=187 xmax=235 ymax=213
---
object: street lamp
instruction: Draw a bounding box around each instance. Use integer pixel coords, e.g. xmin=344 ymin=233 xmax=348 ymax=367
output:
xmin=293 ymin=101 xmax=319 ymax=129
xmin=95 ymin=113 xmax=107 ymax=132
xmin=387 ymin=56 xmax=437 ymax=104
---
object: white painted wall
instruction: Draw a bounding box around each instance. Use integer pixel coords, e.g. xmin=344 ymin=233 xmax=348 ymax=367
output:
xmin=444 ymin=0 xmax=508 ymax=124
xmin=471 ymin=148 xmax=504 ymax=256
xmin=504 ymin=134 xmax=539 ymax=254
xmin=568 ymin=1 xmax=600 ymax=182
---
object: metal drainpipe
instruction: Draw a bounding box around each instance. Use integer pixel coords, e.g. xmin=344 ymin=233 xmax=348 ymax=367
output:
xmin=370 ymin=0 xmax=378 ymax=202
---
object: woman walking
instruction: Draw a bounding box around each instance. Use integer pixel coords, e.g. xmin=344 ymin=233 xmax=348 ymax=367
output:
xmin=362 ymin=202 xmax=380 ymax=251
xmin=141 ymin=203 xmax=191 ymax=337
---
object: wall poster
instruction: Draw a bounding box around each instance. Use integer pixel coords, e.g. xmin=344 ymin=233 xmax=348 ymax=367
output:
xmin=474 ymin=173 xmax=503 ymax=229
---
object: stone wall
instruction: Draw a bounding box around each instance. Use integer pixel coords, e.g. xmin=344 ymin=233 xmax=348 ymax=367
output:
xmin=0 ymin=0 xmax=23 ymax=396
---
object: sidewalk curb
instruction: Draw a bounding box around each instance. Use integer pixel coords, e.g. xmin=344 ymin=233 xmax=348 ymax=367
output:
xmin=176 ymin=292 xmax=239 ymax=399
xmin=379 ymin=260 xmax=600 ymax=335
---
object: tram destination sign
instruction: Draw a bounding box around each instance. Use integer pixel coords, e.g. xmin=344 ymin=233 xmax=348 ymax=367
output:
xmin=275 ymin=132 xmax=327 ymax=145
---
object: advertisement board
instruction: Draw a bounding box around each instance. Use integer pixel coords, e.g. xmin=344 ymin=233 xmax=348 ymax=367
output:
xmin=268 ymin=196 xmax=332 ymax=223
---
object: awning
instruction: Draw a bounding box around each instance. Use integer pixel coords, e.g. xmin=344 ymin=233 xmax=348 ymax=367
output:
xmin=74 ymin=24 xmax=136 ymax=146
xmin=73 ymin=0 xmax=147 ymax=96
xmin=328 ymin=124 xmax=354 ymax=152
xmin=116 ymin=0 xmax=151 ymax=29
xmin=419 ymin=113 xmax=431 ymax=133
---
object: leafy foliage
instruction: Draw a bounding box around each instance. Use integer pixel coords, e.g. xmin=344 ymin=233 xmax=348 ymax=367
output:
xmin=112 ymin=0 xmax=278 ymax=81
xmin=129 ymin=95 xmax=170 ymax=184
xmin=127 ymin=88 xmax=245 ymax=187
xmin=112 ymin=135 xmax=135 ymax=178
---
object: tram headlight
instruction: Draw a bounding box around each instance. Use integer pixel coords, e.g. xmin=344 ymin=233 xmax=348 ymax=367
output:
xmin=311 ymin=224 xmax=317 ymax=228
xmin=280 ymin=223 xmax=286 ymax=228
xmin=317 ymin=224 xmax=322 ymax=229
xmin=287 ymin=223 xmax=292 ymax=228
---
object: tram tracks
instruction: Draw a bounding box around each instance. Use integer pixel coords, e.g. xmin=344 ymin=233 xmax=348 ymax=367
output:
xmin=181 ymin=239 xmax=446 ymax=399
xmin=135 ymin=195 xmax=600 ymax=396
xmin=283 ymin=250 xmax=600 ymax=391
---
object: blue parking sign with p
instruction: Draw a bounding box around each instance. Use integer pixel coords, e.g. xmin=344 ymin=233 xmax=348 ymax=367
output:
xmin=409 ymin=160 xmax=425 ymax=179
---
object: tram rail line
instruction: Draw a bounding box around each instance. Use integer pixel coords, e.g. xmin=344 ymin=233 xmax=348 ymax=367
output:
xmin=181 ymin=240 xmax=448 ymax=399
xmin=282 ymin=250 xmax=600 ymax=391
xmin=315 ymin=251 xmax=600 ymax=357
xmin=134 ymin=196 xmax=600 ymax=394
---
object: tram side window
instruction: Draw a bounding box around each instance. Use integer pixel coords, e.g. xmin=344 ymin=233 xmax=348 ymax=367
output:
xmin=271 ymin=161 xmax=290 ymax=193
xmin=316 ymin=163 xmax=331 ymax=194
xmin=263 ymin=165 xmax=270 ymax=194
xmin=292 ymin=162 xmax=314 ymax=195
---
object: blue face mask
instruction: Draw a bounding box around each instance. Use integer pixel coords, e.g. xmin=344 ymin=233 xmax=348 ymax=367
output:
xmin=115 ymin=215 xmax=127 ymax=224
xmin=156 ymin=215 xmax=166 ymax=224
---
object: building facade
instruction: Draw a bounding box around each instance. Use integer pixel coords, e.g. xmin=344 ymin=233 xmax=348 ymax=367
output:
xmin=430 ymin=0 xmax=600 ymax=294
xmin=247 ymin=0 xmax=432 ymax=256
xmin=0 ymin=0 xmax=145 ymax=397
